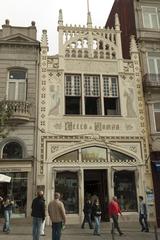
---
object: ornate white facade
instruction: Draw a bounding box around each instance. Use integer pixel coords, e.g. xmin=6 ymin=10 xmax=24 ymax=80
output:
xmin=37 ymin=11 xmax=153 ymax=224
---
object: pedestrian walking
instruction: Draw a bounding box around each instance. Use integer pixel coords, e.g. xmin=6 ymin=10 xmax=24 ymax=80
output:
xmin=92 ymin=198 xmax=101 ymax=236
xmin=31 ymin=190 xmax=45 ymax=240
xmin=139 ymin=196 xmax=149 ymax=232
xmin=81 ymin=197 xmax=93 ymax=229
xmin=2 ymin=195 xmax=14 ymax=234
xmin=48 ymin=192 xmax=66 ymax=240
xmin=108 ymin=196 xmax=123 ymax=236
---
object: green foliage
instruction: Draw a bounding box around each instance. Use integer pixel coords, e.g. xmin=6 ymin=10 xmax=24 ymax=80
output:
xmin=0 ymin=101 xmax=12 ymax=138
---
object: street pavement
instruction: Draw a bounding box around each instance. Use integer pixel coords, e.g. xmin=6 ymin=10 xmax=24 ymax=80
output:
xmin=0 ymin=221 xmax=160 ymax=240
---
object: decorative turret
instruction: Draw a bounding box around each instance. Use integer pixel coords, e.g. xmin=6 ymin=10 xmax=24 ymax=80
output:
xmin=115 ymin=13 xmax=122 ymax=63
xmin=41 ymin=29 xmax=48 ymax=51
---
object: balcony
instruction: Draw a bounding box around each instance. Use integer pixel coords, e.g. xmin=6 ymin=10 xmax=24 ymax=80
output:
xmin=4 ymin=100 xmax=31 ymax=121
xmin=143 ymin=74 xmax=160 ymax=88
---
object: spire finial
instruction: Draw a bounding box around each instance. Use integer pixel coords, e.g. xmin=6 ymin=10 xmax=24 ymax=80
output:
xmin=130 ymin=35 xmax=138 ymax=53
xmin=115 ymin=13 xmax=120 ymax=30
xmin=58 ymin=9 xmax=63 ymax=26
xmin=87 ymin=0 xmax=92 ymax=28
xmin=87 ymin=0 xmax=90 ymax=13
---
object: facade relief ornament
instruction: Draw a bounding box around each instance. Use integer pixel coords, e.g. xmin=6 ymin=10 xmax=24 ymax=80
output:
xmin=124 ymin=88 xmax=137 ymax=117
xmin=48 ymin=85 xmax=61 ymax=116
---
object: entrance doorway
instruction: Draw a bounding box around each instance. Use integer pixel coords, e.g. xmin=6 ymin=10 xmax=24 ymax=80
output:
xmin=84 ymin=169 xmax=109 ymax=221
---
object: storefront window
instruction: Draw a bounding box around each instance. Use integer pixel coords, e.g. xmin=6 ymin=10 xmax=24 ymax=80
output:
xmin=55 ymin=171 xmax=79 ymax=214
xmin=0 ymin=172 xmax=27 ymax=217
xmin=114 ymin=170 xmax=137 ymax=212
xmin=82 ymin=147 xmax=107 ymax=162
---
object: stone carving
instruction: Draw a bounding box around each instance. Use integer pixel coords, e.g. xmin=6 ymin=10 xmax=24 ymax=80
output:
xmin=48 ymin=85 xmax=60 ymax=116
xmin=124 ymin=88 xmax=137 ymax=117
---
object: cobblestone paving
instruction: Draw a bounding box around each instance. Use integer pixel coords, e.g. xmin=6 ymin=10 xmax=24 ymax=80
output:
xmin=0 ymin=223 xmax=159 ymax=240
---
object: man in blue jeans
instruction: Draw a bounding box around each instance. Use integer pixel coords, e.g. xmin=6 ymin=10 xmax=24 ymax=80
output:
xmin=31 ymin=191 xmax=45 ymax=240
xmin=2 ymin=195 xmax=14 ymax=233
xmin=48 ymin=192 xmax=66 ymax=240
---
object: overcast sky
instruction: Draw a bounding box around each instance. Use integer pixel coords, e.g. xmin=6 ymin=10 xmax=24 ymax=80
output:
xmin=0 ymin=0 xmax=114 ymax=54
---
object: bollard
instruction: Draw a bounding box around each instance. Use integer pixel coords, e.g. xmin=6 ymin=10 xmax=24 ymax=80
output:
xmin=154 ymin=225 xmax=158 ymax=240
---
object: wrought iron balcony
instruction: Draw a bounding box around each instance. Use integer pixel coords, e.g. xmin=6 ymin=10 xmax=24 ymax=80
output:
xmin=143 ymin=74 xmax=160 ymax=88
xmin=4 ymin=100 xmax=31 ymax=121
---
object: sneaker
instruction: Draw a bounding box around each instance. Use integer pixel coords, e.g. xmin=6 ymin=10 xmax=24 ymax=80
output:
xmin=119 ymin=232 xmax=124 ymax=236
xmin=145 ymin=229 xmax=149 ymax=232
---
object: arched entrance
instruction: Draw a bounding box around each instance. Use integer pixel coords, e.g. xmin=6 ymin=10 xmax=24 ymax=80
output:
xmin=52 ymin=144 xmax=138 ymax=223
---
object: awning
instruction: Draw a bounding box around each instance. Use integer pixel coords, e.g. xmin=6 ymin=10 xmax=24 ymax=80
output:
xmin=0 ymin=174 xmax=11 ymax=183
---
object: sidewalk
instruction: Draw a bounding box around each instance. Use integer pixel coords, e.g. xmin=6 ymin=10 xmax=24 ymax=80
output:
xmin=0 ymin=222 xmax=160 ymax=240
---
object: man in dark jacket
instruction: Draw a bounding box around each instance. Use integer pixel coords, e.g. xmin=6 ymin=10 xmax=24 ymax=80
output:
xmin=139 ymin=196 xmax=149 ymax=232
xmin=31 ymin=191 xmax=45 ymax=240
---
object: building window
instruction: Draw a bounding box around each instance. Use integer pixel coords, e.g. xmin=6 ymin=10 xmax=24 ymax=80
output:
xmin=82 ymin=147 xmax=107 ymax=162
xmin=64 ymin=74 xmax=120 ymax=116
xmin=2 ymin=142 xmax=23 ymax=159
xmin=142 ymin=6 xmax=159 ymax=29
xmin=55 ymin=171 xmax=79 ymax=214
xmin=55 ymin=151 xmax=78 ymax=163
xmin=84 ymin=75 xmax=101 ymax=115
xmin=7 ymin=69 xmax=27 ymax=101
xmin=148 ymin=55 xmax=160 ymax=74
xmin=154 ymin=103 xmax=160 ymax=132
xmin=65 ymin=75 xmax=81 ymax=114
xmin=110 ymin=150 xmax=135 ymax=163
xmin=103 ymin=76 xmax=120 ymax=115
xmin=114 ymin=170 xmax=137 ymax=211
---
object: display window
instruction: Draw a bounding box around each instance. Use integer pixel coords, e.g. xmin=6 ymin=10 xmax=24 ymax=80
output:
xmin=0 ymin=172 xmax=27 ymax=217
xmin=55 ymin=171 xmax=79 ymax=214
xmin=114 ymin=170 xmax=137 ymax=211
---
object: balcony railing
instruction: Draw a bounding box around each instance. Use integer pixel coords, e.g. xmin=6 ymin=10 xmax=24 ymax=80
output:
xmin=143 ymin=74 xmax=160 ymax=88
xmin=4 ymin=100 xmax=31 ymax=121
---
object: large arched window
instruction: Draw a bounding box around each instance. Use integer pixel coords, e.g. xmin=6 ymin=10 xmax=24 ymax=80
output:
xmin=3 ymin=142 xmax=23 ymax=159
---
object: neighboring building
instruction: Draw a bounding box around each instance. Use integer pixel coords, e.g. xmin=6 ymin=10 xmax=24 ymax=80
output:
xmin=106 ymin=0 xmax=160 ymax=226
xmin=37 ymin=9 xmax=150 ymax=224
xmin=0 ymin=20 xmax=40 ymax=218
